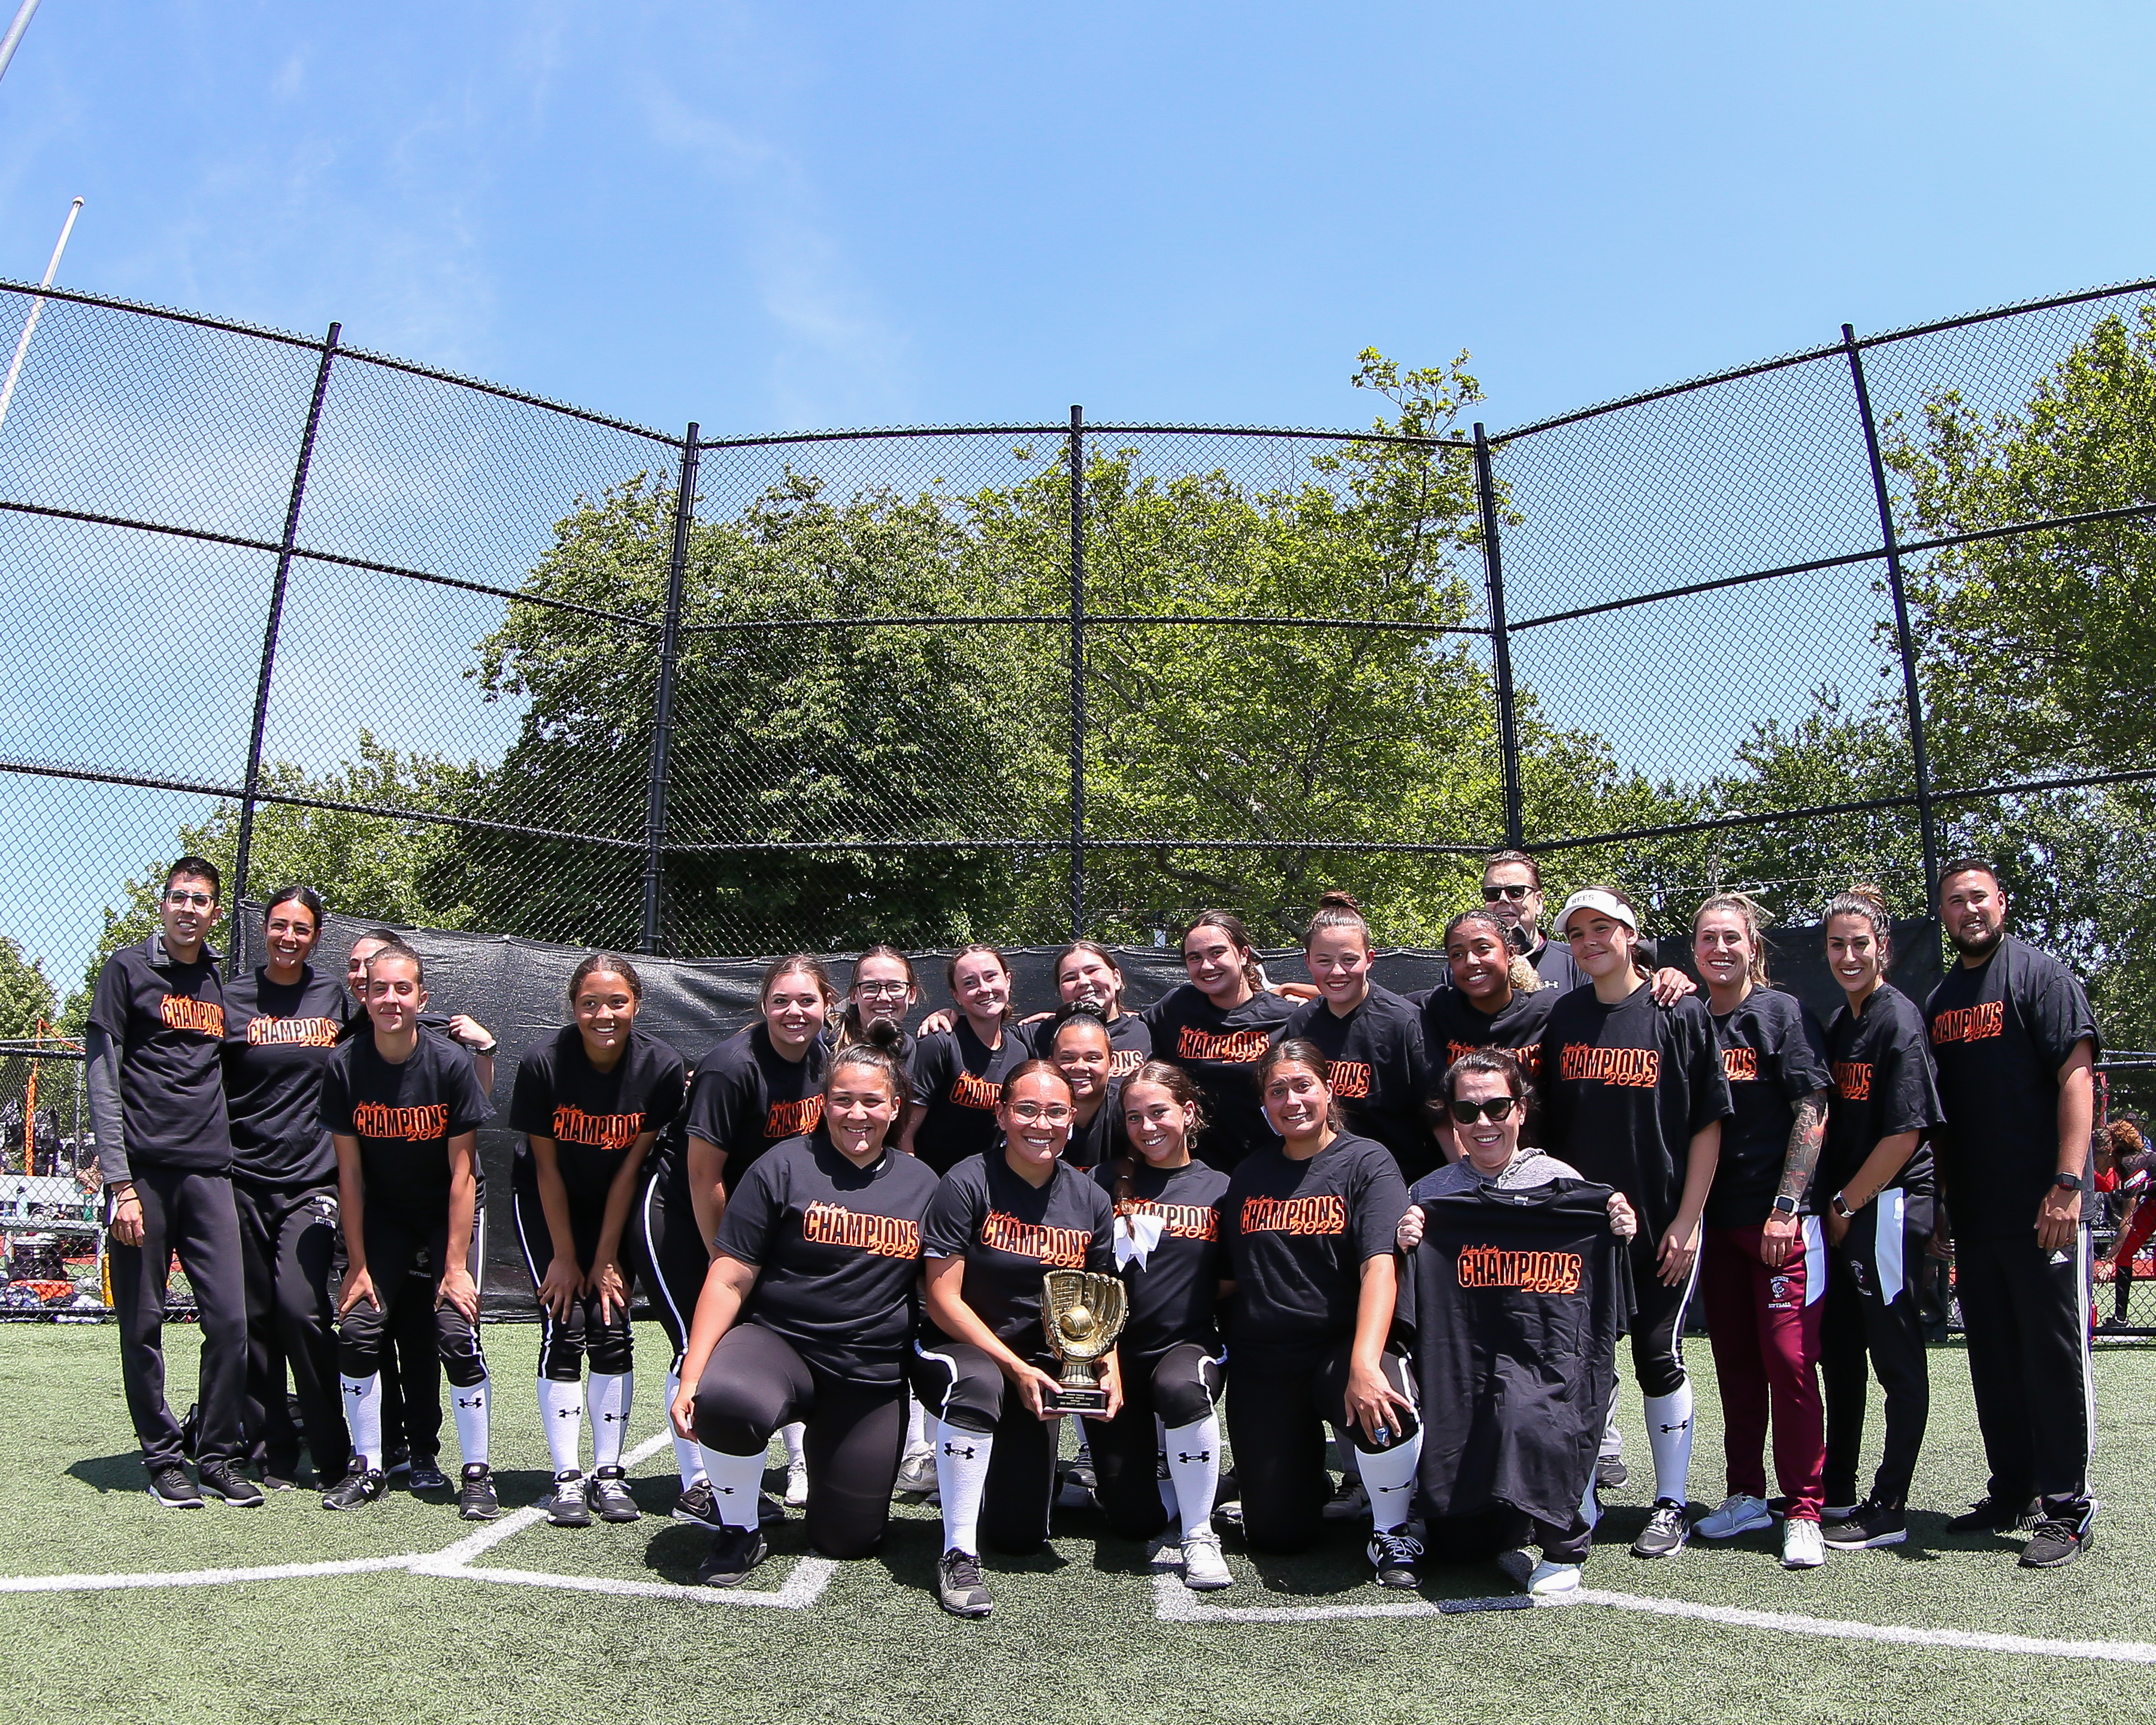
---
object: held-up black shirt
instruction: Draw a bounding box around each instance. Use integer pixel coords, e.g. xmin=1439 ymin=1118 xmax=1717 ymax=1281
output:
xmin=510 ymin=1025 xmax=687 ymax=1206
xmin=1024 ymin=1010 xmax=1154 ymax=1081
xmin=89 ymin=934 xmax=232 ymax=1172
xmin=1537 ymin=985 xmax=1731 ymax=1243
xmin=1219 ymin=1131 xmax=1407 ymax=1351
xmin=1704 ymin=989 xmax=1831 ymax=1229
xmin=221 ymin=966 xmax=352 ymax=1187
xmin=714 ymin=1132 xmax=942 ymax=1384
xmin=320 ymin=1028 xmax=493 ymax=1226
xmin=671 ymin=1024 xmax=827 ymax=1200
xmin=1094 ymin=1157 xmax=1231 ymax=1357
xmin=1141 ymin=985 xmax=1298 ymax=1169
xmin=919 ymin=1152 xmax=1115 ymax=1353
xmin=1926 ymin=936 xmax=2100 ymax=1240
xmin=909 ymin=1019 xmax=1033 ymax=1176
xmin=1283 ymin=985 xmax=1432 ymax=1179
xmin=1823 ymin=984 xmax=1942 ymax=1204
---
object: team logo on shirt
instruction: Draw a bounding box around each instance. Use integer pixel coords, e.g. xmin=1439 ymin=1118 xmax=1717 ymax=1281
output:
xmin=765 ymin=1095 xmax=825 ymax=1139
xmin=1722 ymin=1047 xmax=1758 ymax=1084
xmin=1445 ymin=1041 xmax=1540 ymax=1079
xmin=1456 ymin=1246 xmax=1582 ymax=1294
xmin=1930 ymin=1001 xmax=2004 ymax=1047
xmin=352 ymin=1102 xmax=450 ymax=1140
xmin=158 ymin=995 xmax=225 ymax=1037
xmin=801 ymin=1202 xmax=920 ymax=1260
xmin=1558 ymin=1044 xmax=1659 ymax=1087
xmin=979 ymin=1210 xmax=1091 ymax=1267
xmin=1239 ymin=1194 xmax=1348 ymax=1236
xmin=1833 ymin=1061 xmax=1872 ymax=1101
xmin=1176 ymin=1027 xmax=1273 ymax=1064
xmin=1113 ymin=1199 xmax=1218 ymax=1239
xmin=246 ymin=1015 xmax=340 ymax=1047
xmin=1326 ymin=1061 xmax=1373 ymax=1099
xmin=947 ymin=1073 xmax=1003 ymax=1111
xmin=552 ymin=1105 xmax=643 ymax=1150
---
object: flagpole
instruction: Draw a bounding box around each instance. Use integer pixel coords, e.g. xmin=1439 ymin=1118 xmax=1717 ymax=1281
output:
xmin=0 ymin=195 xmax=83 ymax=435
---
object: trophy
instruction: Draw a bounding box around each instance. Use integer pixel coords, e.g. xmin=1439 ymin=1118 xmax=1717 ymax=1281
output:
xmin=1040 ymin=1269 xmax=1128 ymax=1413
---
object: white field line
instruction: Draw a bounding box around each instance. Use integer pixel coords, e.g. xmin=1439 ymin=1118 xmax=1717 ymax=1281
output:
xmin=0 ymin=1555 xmax=416 ymax=1594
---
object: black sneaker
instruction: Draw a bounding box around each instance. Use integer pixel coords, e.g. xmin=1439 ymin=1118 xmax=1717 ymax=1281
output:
xmin=937 ymin=1548 xmax=994 ymax=1618
xmin=261 ymin=1469 xmax=299 ymax=1493
xmin=1367 ymin=1529 xmax=1424 ymax=1589
xmin=675 ymin=1479 xmax=722 ymax=1530
xmin=2020 ymin=1503 xmax=2097 ymax=1569
xmin=384 ymin=1445 xmax=411 ymax=1477
xmin=587 ymin=1466 xmax=641 ymax=1523
xmin=1631 ymin=1499 xmax=1688 ymax=1558
xmin=694 ymin=1525 xmax=770 ymax=1588
xmin=407 ymin=1457 xmax=450 ymax=1493
xmin=457 ymin=1463 xmax=501 ymax=1522
xmin=321 ymin=1467 xmax=386 ymax=1511
xmin=1595 ymin=1456 xmax=1629 ymax=1491
xmin=199 ymin=1460 xmax=265 ymax=1506
xmin=757 ymin=1491 xmax=785 ymax=1527
xmin=146 ymin=1463 xmax=203 ymax=1508
xmin=1821 ymin=1498 xmax=1906 ymax=1550
xmin=1946 ymin=1495 xmax=2040 ymax=1535
xmin=543 ymin=1471 xmax=593 ymax=1527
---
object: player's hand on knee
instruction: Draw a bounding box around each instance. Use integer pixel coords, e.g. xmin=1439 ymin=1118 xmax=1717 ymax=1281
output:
xmin=437 ymin=1266 xmax=479 ymax=1322
xmin=588 ymin=1258 xmax=628 ymax=1323
xmin=538 ymin=1255 xmax=581 ymax=1319
xmin=338 ymin=1266 xmax=380 ymax=1317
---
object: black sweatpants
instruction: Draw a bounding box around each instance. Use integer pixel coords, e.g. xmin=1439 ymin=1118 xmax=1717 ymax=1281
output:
xmin=694 ymin=1322 xmax=906 ymax=1559
xmin=1224 ymin=1337 xmax=1418 ymax=1554
xmin=108 ymin=1165 xmax=247 ymax=1471
xmin=909 ymin=1338 xmax=1062 ymax=1555
xmin=635 ymin=1175 xmax=711 ymax=1373
xmin=1954 ymin=1228 xmax=2094 ymax=1514
xmin=1094 ymin=1340 xmax=1227 ymax=1541
xmin=511 ymin=1180 xmax=646 ymax=1379
xmin=231 ymin=1177 xmax=348 ymax=1478
xmin=1821 ymin=1188 xmax=1930 ymax=1510
xmin=336 ymin=1212 xmax=488 ymax=1391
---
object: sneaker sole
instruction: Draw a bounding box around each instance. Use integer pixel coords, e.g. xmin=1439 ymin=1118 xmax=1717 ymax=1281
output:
xmin=1630 ymin=1536 xmax=1686 ymax=1558
xmin=595 ymin=1506 xmax=643 ymax=1524
xmin=1822 ymin=1529 xmax=1907 ymax=1550
xmin=1182 ymin=1572 xmax=1233 ymax=1592
xmin=203 ymin=1490 xmax=264 ymax=1507
xmin=146 ymin=1488 xmax=202 ymax=1508
xmin=547 ymin=1511 xmax=594 ymax=1527
xmin=460 ymin=1505 xmax=501 ymax=1521
xmin=938 ymin=1599 xmax=993 ymax=1618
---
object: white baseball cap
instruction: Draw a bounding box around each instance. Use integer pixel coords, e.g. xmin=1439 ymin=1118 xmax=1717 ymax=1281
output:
xmin=1555 ymin=888 xmax=1639 ymax=937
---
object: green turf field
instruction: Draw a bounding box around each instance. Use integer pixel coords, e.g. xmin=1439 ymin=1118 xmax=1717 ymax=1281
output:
xmin=7 ymin=1321 xmax=2155 ymax=1725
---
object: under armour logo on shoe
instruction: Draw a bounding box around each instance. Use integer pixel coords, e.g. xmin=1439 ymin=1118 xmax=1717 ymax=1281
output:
xmin=943 ymin=1443 xmax=977 ymax=1460
xmin=1176 ymin=1451 xmax=1212 ymax=1464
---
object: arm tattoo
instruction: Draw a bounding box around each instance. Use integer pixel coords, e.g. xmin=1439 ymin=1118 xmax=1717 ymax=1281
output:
xmin=1776 ymin=1092 xmax=1828 ymax=1206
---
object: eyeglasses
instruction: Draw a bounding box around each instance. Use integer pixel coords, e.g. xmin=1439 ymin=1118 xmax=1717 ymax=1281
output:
xmin=165 ymin=890 xmax=215 ymax=909
xmin=1446 ymin=1095 xmax=1522 ymax=1124
xmin=855 ymin=982 xmax=911 ymax=999
xmin=1006 ymin=1103 xmax=1074 ymax=1125
xmin=1481 ymin=883 xmax=1533 ymax=902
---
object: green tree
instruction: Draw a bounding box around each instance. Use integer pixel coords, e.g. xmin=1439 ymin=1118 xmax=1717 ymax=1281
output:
xmin=0 ymin=936 xmax=57 ymax=1039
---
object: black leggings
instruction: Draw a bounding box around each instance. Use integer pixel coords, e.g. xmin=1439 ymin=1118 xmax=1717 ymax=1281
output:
xmin=692 ymin=1323 xmax=906 ymax=1559
xmin=512 ymin=1181 xmax=647 ymax=1380
xmin=1225 ymin=1337 xmax=1418 ymax=1554
xmin=232 ymin=1177 xmax=347 ymax=1478
xmin=636 ymin=1175 xmax=711 ymax=1373
xmin=1820 ymin=1191 xmax=1931 ymax=1509
xmin=336 ymin=1212 xmax=488 ymax=1391
xmin=1626 ymin=1238 xmax=1698 ymax=1398
xmin=908 ymin=1337 xmax=1061 ymax=1555
xmin=1094 ymin=1340 xmax=1227 ymax=1540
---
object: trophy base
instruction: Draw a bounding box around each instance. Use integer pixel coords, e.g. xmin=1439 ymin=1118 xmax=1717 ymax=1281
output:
xmin=1045 ymin=1385 xmax=1109 ymax=1414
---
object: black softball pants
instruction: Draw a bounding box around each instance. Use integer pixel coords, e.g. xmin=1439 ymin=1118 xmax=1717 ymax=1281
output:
xmin=335 ymin=1212 xmax=488 ymax=1391
xmin=635 ymin=1175 xmax=711 ymax=1372
xmin=108 ymin=1164 xmax=247 ymax=1471
xmin=908 ymin=1338 xmax=1061 ymax=1555
xmin=1094 ymin=1340 xmax=1227 ymax=1541
xmin=511 ymin=1180 xmax=645 ymax=1379
xmin=1224 ymin=1337 xmax=1418 ymax=1554
xmin=1820 ymin=1189 xmax=1931 ymax=1510
xmin=231 ymin=1176 xmax=347 ymax=1478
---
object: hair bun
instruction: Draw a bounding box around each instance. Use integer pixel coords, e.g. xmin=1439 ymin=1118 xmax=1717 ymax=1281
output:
xmin=1848 ymin=882 xmax=1889 ymax=912
xmin=865 ymin=1018 xmax=903 ymax=1052
xmin=1316 ymin=889 xmax=1362 ymax=912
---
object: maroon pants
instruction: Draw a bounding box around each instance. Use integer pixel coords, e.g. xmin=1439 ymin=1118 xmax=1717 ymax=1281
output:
xmin=1701 ymin=1222 xmax=1825 ymax=1521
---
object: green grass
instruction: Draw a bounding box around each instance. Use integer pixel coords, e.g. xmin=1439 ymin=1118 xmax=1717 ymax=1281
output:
xmin=7 ymin=1321 xmax=2156 ymax=1724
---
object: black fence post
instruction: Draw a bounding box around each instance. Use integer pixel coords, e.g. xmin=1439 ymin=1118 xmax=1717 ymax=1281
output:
xmin=1473 ymin=423 xmax=1524 ymax=849
xmin=229 ymin=320 xmax=340 ymax=976
xmin=1842 ymin=325 xmax=1940 ymax=903
xmin=1067 ymin=405 xmax=1086 ymax=939
xmin=641 ymin=422 xmax=700 ymax=955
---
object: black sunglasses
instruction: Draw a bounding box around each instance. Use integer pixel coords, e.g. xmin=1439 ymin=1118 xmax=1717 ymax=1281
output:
xmin=1481 ymin=883 xmax=1533 ymax=901
xmin=1447 ymin=1095 xmax=1522 ymax=1125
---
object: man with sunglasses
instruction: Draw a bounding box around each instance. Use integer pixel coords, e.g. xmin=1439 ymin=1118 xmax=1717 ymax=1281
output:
xmin=1480 ymin=852 xmax=1582 ymax=992
xmin=87 ymin=857 xmax=258 ymax=1508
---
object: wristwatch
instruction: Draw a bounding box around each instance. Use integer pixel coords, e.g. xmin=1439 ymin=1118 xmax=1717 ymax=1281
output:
xmin=1770 ymin=1194 xmax=1800 ymax=1217
xmin=1830 ymin=1192 xmax=1857 ymax=1219
xmin=2054 ymin=1170 xmax=2087 ymax=1194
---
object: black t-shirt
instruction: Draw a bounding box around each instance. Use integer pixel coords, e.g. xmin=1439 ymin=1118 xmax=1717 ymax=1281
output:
xmin=1416 ymin=982 xmax=1558 ymax=1084
xmin=510 ymin=1025 xmax=688 ymax=1205
xmin=909 ymin=1019 xmax=1033 ymax=1176
xmin=1537 ymin=984 xmax=1732 ymax=1242
xmin=1926 ymin=936 xmax=2100 ymax=1240
xmin=1141 ymin=985 xmax=1298 ymax=1169
xmin=1283 ymin=985 xmax=1431 ymax=1178
xmin=88 ymin=936 xmax=232 ymax=1172
xmin=676 ymin=1024 xmax=828 ymax=1198
xmin=714 ymin=1132 xmax=943 ymax=1384
xmin=919 ymin=1152 xmax=1115 ymax=1352
xmin=220 ymin=966 xmax=352 ymax=1187
xmin=1094 ymin=1157 xmax=1230 ymax=1357
xmin=1704 ymin=989 xmax=1831 ymax=1228
xmin=320 ymin=1028 xmax=493 ymax=1225
xmin=1219 ymin=1131 xmax=1407 ymax=1350
xmin=1823 ymin=984 xmax=1942 ymax=1203
xmin=1064 ymin=1081 xmax=1129 ymax=1172
xmin=1024 ymin=1010 xmax=1153 ymax=1080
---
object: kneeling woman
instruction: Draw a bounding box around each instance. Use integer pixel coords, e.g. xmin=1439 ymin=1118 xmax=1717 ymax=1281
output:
xmin=670 ymin=1028 xmax=939 ymax=1586
xmin=912 ymin=1061 xmax=1116 ymax=1619
xmin=1221 ymin=1040 xmax=1421 ymax=1586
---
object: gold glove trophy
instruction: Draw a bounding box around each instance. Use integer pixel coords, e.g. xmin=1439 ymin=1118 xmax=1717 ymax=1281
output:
xmin=1040 ymin=1269 xmax=1128 ymax=1413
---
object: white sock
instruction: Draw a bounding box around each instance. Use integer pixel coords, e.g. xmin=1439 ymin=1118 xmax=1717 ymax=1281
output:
xmin=704 ymin=1447 xmax=765 ymax=1530
xmin=1164 ymin=1414 xmax=1221 ymax=1541
xmin=782 ymin=1421 xmax=807 ymax=1468
xmin=904 ymin=1393 xmax=929 ymax=1458
xmin=935 ymin=1418 xmax=994 ymax=1554
xmin=537 ymin=1378 xmax=585 ymax=1477
xmin=1357 ymin=1433 xmax=1422 ymax=1533
xmin=340 ymin=1373 xmax=383 ymax=1472
xmin=666 ymin=1365 xmax=704 ymax=1487
xmin=450 ymin=1375 xmax=490 ymax=1469
xmin=589 ymin=1372 xmax=631 ymax=1470
xmin=1643 ymin=1385 xmax=1694 ymax=1506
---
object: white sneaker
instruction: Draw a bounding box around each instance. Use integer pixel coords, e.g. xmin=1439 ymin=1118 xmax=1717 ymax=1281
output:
xmin=1527 ymin=1559 xmax=1583 ymax=1599
xmin=784 ymin=1457 xmax=809 ymax=1508
xmin=1180 ymin=1528 xmax=1233 ymax=1591
xmin=1694 ymin=1493 xmax=1773 ymax=1540
xmin=1782 ymin=1517 xmax=1826 ymax=1569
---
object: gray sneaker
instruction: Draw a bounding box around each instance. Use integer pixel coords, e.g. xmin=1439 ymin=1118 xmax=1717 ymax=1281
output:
xmin=1631 ymin=1499 xmax=1688 ymax=1558
xmin=544 ymin=1472 xmax=593 ymax=1528
xmin=937 ymin=1548 xmax=993 ymax=1618
xmin=587 ymin=1466 xmax=641 ymax=1523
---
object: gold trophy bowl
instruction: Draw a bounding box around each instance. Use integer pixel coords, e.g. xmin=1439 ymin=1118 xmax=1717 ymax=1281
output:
xmin=1040 ymin=1269 xmax=1127 ymax=1414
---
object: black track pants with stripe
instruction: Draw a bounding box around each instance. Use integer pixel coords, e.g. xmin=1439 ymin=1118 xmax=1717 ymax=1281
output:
xmin=1952 ymin=1228 xmax=2093 ymax=1514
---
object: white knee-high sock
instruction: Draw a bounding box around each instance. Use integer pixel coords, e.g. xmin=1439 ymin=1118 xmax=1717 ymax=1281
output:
xmin=537 ymin=1378 xmax=585 ymax=1476
xmin=1358 ymin=1435 xmax=1422 ymax=1533
xmin=450 ymin=1375 xmax=491 ymax=1469
xmin=666 ymin=1365 xmax=704 ymax=1488
xmin=704 ymin=1448 xmax=765 ymax=1531
xmin=782 ymin=1420 xmax=806 ymax=1467
xmin=904 ymin=1391 xmax=929 ymax=1457
xmin=341 ymin=1373 xmax=383 ymax=1472
xmin=935 ymin=1418 xmax=994 ymax=1555
xmin=1643 ymin=1385 xmax=1694 ymax=1506
xmin=589 ymin=1372 xmax=631 ymax=1469
xmin=1164 ymin=1414 xmax=1220 ymax=1541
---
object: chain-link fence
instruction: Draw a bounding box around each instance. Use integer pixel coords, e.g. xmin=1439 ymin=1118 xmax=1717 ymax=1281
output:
xmin=2 ymin=274 xmax=2155 ymax=1054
